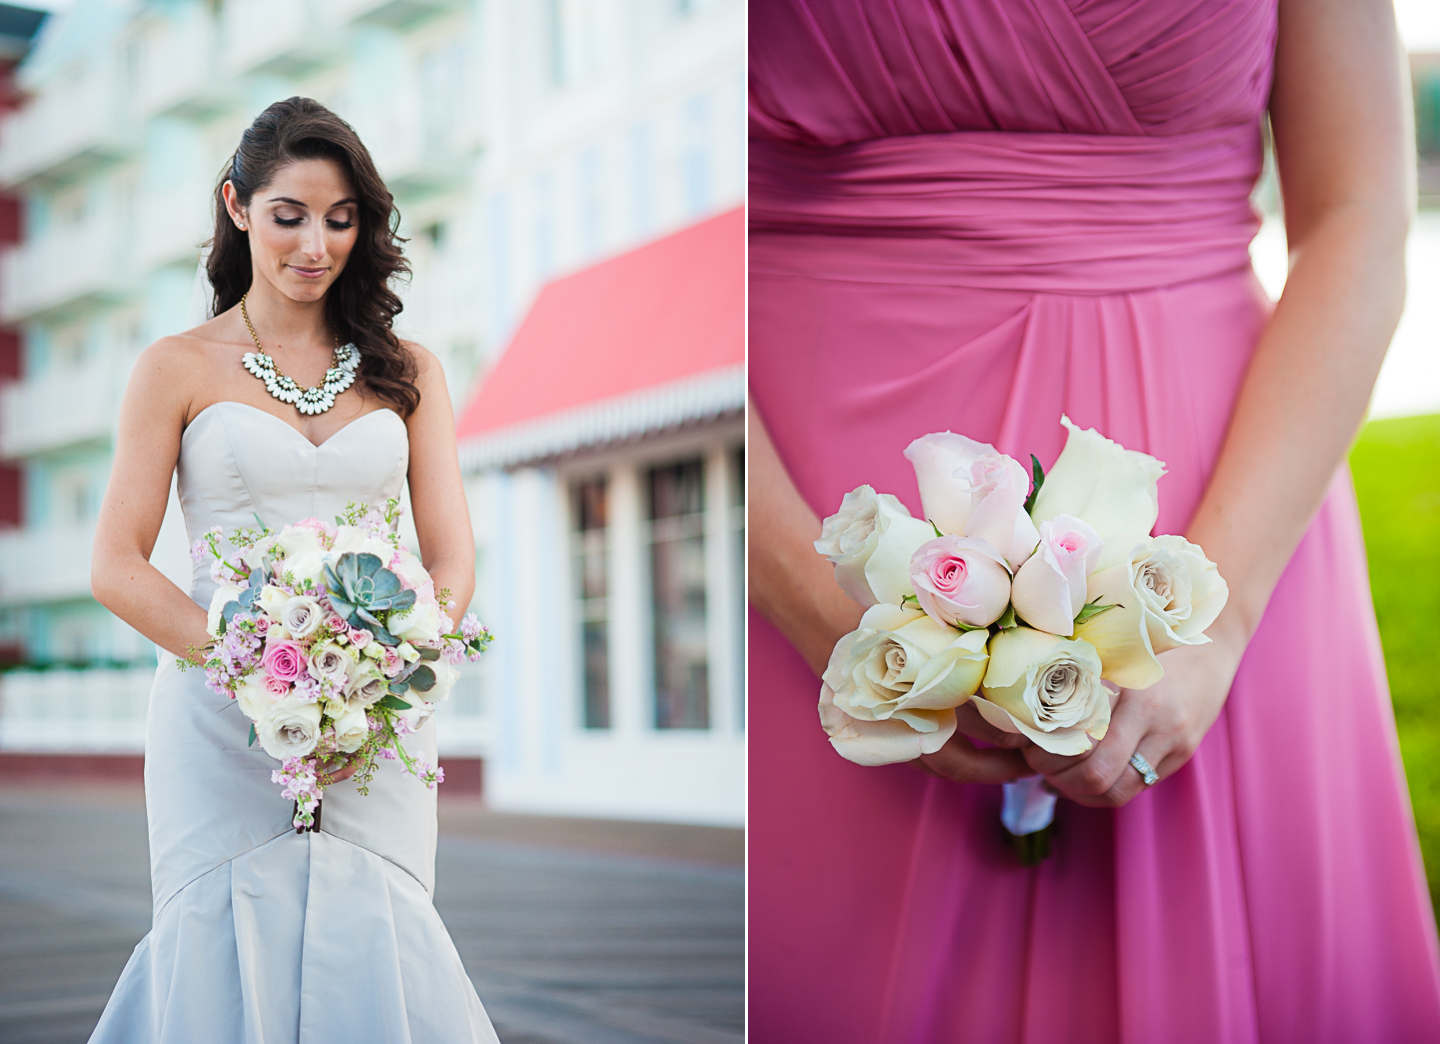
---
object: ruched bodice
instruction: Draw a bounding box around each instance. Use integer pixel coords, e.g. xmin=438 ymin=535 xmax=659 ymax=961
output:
xmin=90 ymin=399 xmax=498 ymax=1044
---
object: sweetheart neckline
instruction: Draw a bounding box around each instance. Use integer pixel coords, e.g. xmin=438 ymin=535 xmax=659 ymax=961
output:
xmin=184 ymin=400 xmax=404 ymax=451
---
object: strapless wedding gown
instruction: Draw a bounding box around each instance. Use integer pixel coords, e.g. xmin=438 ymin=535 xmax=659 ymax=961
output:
xmin=89 ymin=401 xmax=499 ymax=1043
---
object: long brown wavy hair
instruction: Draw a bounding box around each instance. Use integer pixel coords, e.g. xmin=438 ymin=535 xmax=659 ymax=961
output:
xmin=207 ymin=97 xmax=419 ymax=416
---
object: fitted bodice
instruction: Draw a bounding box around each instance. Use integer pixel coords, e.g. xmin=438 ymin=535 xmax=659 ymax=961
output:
xmin=178 ymin=402 xmax=409 ymax=606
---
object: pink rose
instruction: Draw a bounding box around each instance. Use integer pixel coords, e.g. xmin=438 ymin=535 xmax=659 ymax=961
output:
xmin=324 ymin=612 xmax=346 ymax=633
xmin=1009 ymin=514 xmax=1103 ymax=636
xmin=909 ymin=536 xmax=1012 ymax=629
xmin=263 ymin=674 xmax=290 ymax=698
xmin=349 ymin=628 xmax=373 ymax=648
xmin=261 ymin=638 xmax=305 ymax=683
xmin=380 ymin=647 xmax=404 ymax=678
xmin=254 ymin=616 xmax=270 ymax=635
xmin=963 ymin=454 xmax=1041 ymax=569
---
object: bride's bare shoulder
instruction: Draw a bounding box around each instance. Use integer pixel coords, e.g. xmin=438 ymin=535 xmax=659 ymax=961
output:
xmin=128 ymin=319 xmax=244 ymax=422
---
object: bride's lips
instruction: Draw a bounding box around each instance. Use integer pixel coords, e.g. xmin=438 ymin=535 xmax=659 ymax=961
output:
xmin=289 ymin=265 xmax=328 ymax=278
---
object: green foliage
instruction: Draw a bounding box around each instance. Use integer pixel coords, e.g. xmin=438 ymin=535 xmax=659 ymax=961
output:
xmin=1350 ymin=413 xmax=1440 ymax=915
xmin=1073 ymin=597 xmax=1117 ymax=625
xmin=1022 ymin=453 xmax=1045 ymax=515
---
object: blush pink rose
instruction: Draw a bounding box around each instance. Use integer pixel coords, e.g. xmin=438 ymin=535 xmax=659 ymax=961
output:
xmin=253 ymin=616 xmax=270 ymax=635
xmin=263 ymin=674 xmax=290 ymax=698
xmin=261 ymin=638 xmax=305 ymax=683
xmin=908 ymin=536 xmax=1012 ymax=629
xmin=1009 ymin=514 xmax=1104 ymax=636
xmin=349 ymin=628 xmax=373 ymax=649
xmin=963 ymin=454 xmax=1041 ymax=569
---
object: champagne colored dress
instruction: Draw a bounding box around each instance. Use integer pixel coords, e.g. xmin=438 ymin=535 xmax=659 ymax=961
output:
xmin=747 ymin=2 xmax=1440 ymax=1041
xmin=89 ymin=402 xmax=499 ymax=1043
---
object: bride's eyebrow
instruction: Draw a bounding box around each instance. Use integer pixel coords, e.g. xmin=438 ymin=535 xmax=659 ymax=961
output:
xmin=265 ymin=196 xmax=357 ymax=207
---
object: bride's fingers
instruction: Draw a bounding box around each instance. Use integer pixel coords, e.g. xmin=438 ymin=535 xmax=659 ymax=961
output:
xmin=953 ymin=700 xmax=1029 ymax=750
xmin=917 ymin=730 xmax=1031 ymax=785
xmin=1041 ymin=696 xmax=1149 ymax=803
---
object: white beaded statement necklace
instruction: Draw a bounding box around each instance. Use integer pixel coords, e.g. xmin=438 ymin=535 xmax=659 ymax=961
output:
xmin=239 ymin=293 xmax=361 ymax=416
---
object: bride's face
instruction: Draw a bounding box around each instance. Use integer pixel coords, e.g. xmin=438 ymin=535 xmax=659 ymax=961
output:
xmin=226 ymin=158 xmax=360 ymax=304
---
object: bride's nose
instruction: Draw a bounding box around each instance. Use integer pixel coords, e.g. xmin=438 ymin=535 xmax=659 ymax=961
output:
xmin=299 ymin=222 xmax=327 ymax=261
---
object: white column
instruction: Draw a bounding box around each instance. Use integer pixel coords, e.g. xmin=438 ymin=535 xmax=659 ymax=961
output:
xmin=607 ymin=461 xmax=648 ymax=738
xmin=704 ymin=442 xmax=737 ymax=734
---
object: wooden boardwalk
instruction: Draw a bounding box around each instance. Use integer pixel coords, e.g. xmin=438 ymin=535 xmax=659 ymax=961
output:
xmin=0 ymin=786 xmax=743 ymax=1044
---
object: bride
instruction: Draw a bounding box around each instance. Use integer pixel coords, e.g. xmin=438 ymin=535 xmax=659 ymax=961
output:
xmin=86 ymin=97 xmax=499 ymax=1041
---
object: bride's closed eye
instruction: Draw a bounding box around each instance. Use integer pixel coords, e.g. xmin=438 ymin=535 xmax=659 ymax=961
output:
xmin=272 ymin=216 xmax=355 ymax=229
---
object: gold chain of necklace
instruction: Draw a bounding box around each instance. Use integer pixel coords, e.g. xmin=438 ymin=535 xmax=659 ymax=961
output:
xmin=239 ymin=292 xmax=341 ymax=370
xmin=238 ymin=293 xmax=360 ymax=416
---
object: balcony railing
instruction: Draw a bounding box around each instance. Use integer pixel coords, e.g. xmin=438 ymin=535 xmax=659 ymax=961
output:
xmin=0 ymin=664 xmax=491 ymax=755
xmin=327 ymin=0 xmax=464 ymax=29
xmin=0 ymin=58 xmax=132 ymax=187
xmin=0 ymin=523 xmax=97 ymax=606
xmin=0 ymin=358 xmax=122 ymax=460
xmin=135 ymin=182 xmax=212 ymax=273
xmin=222 ymin=0 xmax=345 ymax=77
xmin=132 ymin=6 xmax=236 ymax=121
xmin=0 ymin=215 xmax=138 ymax=322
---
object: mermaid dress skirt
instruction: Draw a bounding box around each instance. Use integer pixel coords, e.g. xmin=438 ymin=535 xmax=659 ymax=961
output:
xmin=748 ymin=2 xmax=1440 ymax=1041
xmin=88 ymin=402 xmax=499 ymax=1043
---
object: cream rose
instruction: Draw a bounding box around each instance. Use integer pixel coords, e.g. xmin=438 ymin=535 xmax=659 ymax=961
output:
xmin=275 ymin=523 xmax=325 ymax=557
xmin=814 ymin=486 xmax=933 ymax=606
xmin=281 ymin=595 xmax=324 ymax=639
xmin=389 ymin=601 xmax=442 ymax=644
xmin=1030 ymin=416 xmax=1166 ymax=572
xmin=963 ymin=453 xmax=1041 ymax=568
xmin=818 ymin=604 xmax=990 ymax=765
xmin=346 ymin=668 xmax=389 ymax=709
xmin=308 ymin=641 xmax=352 ymax=689
xmin=1009 ymin=514 xmax=1103 ymax=636
xmin=971 ymin=626 xmax=1112 ymax=755
xmin=331 ymin=527 xmax=397 ymax=561
xmin=280 ymin=550 xmax=329 ymax=587
xmin=902 ymin=431 xmax=993 ymax=536
xmin=908 ymin=536 xmax=1011 ymax=629
xmin=234 ymin=671 xmax=270 ymax=723
xmin=257 ymin=583 xmax=291 ymax=621
xmin=207 ymin=584 xmax=243 ymax=635
xmin=332 ymin=704 xmax=369 ymax=753
xmin=255 ymin=697 xmax=322 ymax=760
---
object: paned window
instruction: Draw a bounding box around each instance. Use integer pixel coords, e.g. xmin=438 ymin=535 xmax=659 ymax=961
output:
xmin=649 ymin=460 xmax=708 ymax=729
xmin=573 ymin=476 xmax=610 ymax=729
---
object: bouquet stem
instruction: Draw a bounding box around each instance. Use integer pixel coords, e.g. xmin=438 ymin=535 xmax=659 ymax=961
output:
xmin=1006 ymin=824 xmax=1052 ymax=866
xmin=1001 ymin=775 xmax=1057 ymax=866
xmin=293 ymin=798 xmax=322 ymax=834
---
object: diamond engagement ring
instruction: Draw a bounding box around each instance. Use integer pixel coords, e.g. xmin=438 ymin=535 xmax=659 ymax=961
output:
xmin=1129 ymin=752 xmax=1159 ymax=787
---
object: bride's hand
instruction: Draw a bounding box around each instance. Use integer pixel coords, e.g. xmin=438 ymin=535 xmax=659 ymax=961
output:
xmin=1022 ymin=626 xmax=1247 ymax=807
xmin=316 ymin=753 xmax=361 ymax=784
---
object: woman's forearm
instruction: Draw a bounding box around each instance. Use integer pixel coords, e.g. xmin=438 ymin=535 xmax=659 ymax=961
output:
xmin=1187 ymin=202 xmax=1408 ymax=646
xmin=92 ymin=554 xmax=211 ymax=663
xmin=426 ymin=558 xmax=475 ymax=628
xmin=748 ymin=398 xmax=863 ymax=676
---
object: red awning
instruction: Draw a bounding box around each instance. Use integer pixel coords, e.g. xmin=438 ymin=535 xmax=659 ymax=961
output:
xmin=455 ymin=206 xmax=744 ymax=468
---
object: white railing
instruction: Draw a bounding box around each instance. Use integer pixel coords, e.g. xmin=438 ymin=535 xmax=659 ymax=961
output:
xmin=134 ymin=182 xmax=212 ymax=273
xmin=0 ymin=57 xmax=132 ymax=187
xmin=326 ymin=0 xmax=464 ymax=27
xmin=0 ymin=524 xmax=97 ymax=606
xmin=132 ymin=6 xmax=235 ymax=121
xmin=0 ymin=216 xmax=136 ymax=322
xmin=0 ymin=666 xmax=154 ymax=752
xmin=0 ymin=359 xmax=122 ymax=459
xmin=222 ymin=0 xmax=344 ymax=78
xmin=0 ymin=663 xmax=492 ymax=755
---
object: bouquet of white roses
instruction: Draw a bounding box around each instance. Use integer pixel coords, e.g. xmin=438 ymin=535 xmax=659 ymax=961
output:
xmin=814 ymin=417 xmax=1227 ymax=861
xmin=186 ymin=498 xmax=494 ymax=831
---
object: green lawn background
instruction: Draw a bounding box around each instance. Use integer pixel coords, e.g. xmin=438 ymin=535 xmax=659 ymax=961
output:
xmin=1350 ymin=413 xmax=1440 ymax=911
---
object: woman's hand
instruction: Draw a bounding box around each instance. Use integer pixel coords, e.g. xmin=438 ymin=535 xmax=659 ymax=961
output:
xmin=913 ymin=702 xmax=1033 ymax=784
xmin=1023 ymin=622 xmax=1247 ymax=807
xmin=316 ymin=753 xmax=362 ymax=785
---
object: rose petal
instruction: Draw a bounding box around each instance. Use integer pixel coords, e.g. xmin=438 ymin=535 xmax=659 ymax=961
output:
xmin=1074 ymin=564 xmax=1165 ymax=689
xmin=820 ymin=684 xmax=958 ymax=766
xmin=903 ymin=432 xmax=995 ymax=536
xmin=863 ymin=514 xmax=936 ymax=605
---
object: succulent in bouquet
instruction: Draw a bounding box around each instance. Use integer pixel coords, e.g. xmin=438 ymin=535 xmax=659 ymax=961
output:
xmin=184 ymin=498 xmax=494 ymax=830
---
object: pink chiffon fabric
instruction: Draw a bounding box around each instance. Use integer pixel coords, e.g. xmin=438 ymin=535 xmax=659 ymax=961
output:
xmin=747 ymin=2 xmax=1440 ymax=1042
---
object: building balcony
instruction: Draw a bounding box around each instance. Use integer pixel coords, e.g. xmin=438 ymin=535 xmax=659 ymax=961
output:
xmin=0 ymin=58 xmax=133 ymax=187
xmin=0 ymin=359 xmax=120 ymax=460
xmin=134 ymin=183 xmax=212 ymax=273
xmin=327 ymin=0 xmax=465 ymax=29
xmin=0 ymin=218 xmax=138 ymax=322
xmin=132 ymin=6 xmax=237 ymax=121
xmin=0 ymin=666 xmax=155 ymax=752
xmin=222 ymin=0 xmax=345 ymax=78
xmin=0 ymin=523 xmax=96 ymax=607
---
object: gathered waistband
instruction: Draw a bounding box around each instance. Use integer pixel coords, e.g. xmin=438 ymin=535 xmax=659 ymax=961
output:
xmin=748 ymin=123 xmax=1264 ymax=294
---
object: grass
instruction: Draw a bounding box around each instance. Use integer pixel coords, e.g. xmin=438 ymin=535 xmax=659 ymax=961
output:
xmin=1350 ymin=413 xmax=1440 ymax=912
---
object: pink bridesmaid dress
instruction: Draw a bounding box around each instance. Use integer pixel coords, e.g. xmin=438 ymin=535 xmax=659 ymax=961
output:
xmin=747 ymin=2 xmax=1440 ymax=1042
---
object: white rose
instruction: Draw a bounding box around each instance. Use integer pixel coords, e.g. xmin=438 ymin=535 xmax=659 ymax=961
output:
xmin=255 ymin=697 xmax=322 ymax=759
xmin=207 ymin=583 xmax=243 ymax=635
xmin=362 ymin=640 xmax=386 ymax=659
xmin=1030 ymin=416 xmax=1166 ymax=572
xmin=814 ymin=485 xmax=934 ymax=607
xmin=971 ymin=626 xmax=1113 ymax=755
xmin=257 ymin=584 xmax=290 ymax=621
xmin=275 ymin=523 xmax=325 ymax=557
xmin=347 ymin=669 xmax=389 ymax=709
xmin=818 ymin=604 xmax=990 ymax=766
xmin=332 ymin=527 xmax=397 ymax=561
xmin=281 ymin=596 xmax=324 ymax=639
xmin=281 ymin=550 xmax=329 ymax=587
xmin=963 ymin=453 xmax=1041 ymax=569
xmin=902 ymin=431 xmax=994 ymax=536
xmin=426 ymin=659 xmax=460 ymax=703
xmin=1071 ymin=536 xmax=1228 ymax=690
xmin=237 ymin=533 xmax=281 ymax=574
xmin=389 ymin=601 xmax=441 ymax=644
xmin=389 ymin=548 xmax=431 ymax=590
xmin=332 ymin=704 xmax=369 ymax=753
xmin=1009 ymin=514 xmax=1103 ymax=636
xmin=308 ymin=641 xmax=352 ymax=688
xmin=234 ymin=672 xmax=270 ymax=722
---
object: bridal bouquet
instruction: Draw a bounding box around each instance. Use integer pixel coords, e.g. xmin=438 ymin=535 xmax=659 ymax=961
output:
xmin=186 ymin=499 xmax=494 ymax=830
xmin=814 ymin=417 xmax=1227 ymax=859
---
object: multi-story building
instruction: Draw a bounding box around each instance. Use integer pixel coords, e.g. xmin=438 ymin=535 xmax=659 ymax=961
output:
xmin=0 ymin=0 xmax=744 ymax=824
